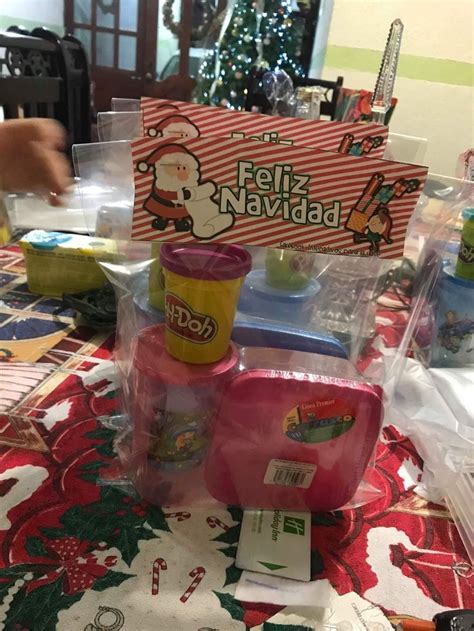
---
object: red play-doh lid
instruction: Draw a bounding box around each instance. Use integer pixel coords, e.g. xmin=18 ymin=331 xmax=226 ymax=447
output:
xmin=133 ymin=324 xmax=239 ymax=385
xmin=160 ymin=243 xmax=252 ymax=281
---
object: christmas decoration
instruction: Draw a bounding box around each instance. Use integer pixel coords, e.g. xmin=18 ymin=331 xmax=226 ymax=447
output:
xmin=196 ymin=0 xmax=304 ymax=109
xmin=163 ymin=0 xmax=215 ymax=40
xmin=259 ymin=0 xmax=304 ymax=78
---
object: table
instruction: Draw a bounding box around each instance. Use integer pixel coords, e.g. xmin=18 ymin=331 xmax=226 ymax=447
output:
xmin=0 ymin=244 xmax=471 ymax=631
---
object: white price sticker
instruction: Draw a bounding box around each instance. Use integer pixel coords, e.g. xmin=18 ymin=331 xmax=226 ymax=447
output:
xmin=264 ymin=459 xmax=316 ymax=489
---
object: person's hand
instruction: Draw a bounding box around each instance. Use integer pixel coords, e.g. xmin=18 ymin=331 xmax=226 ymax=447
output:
xmin=0 ymin=118 xmax=72 ymax=206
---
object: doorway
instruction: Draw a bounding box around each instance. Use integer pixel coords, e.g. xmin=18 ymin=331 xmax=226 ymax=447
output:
xmin=64 ymin=0 xmax=159 ymax=111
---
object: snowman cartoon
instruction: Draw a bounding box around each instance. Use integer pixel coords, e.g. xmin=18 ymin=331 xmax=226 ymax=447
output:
xmin=147 ymin=114 xmax=200 ymax=140
xmin=138 ymin=144 xmax=234 ymax=238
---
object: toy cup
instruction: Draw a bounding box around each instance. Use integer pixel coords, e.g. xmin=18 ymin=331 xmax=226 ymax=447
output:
xmin=130 ymin=324 xmax=239 ymax=504
xmin=160 ymin=243 xmax=252 ymax=364
xmin=265 ymin=248 xmax=316 ymax=290
xmin=431 ymin=265 xmax=474 ymax=367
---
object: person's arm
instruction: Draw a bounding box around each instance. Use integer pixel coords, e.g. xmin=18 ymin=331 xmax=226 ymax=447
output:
xmin=0 ymin=118 xmax=72 ymax=206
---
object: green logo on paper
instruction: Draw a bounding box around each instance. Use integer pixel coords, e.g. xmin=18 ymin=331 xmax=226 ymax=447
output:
xmin=258 ymin=561 xmax=287 ymax=572
xmin=283 ymin=517 xmax=305 ymax=536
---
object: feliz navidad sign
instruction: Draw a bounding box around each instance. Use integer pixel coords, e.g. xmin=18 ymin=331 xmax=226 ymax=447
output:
xmin=131 ymin=133 xmax=428 ymax=259
xmin=140 ymin=98 xmax=389 ymax=158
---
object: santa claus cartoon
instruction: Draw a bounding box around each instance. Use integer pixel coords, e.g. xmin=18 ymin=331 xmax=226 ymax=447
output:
xmin=147 ymin=115 xmax=200 ymax=140
xmin=137 ymin=144 xmax=234 ymax=238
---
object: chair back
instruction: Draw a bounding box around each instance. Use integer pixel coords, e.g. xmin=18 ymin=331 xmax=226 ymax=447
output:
xmin=0 ymin=27 xmax=91 ymax=150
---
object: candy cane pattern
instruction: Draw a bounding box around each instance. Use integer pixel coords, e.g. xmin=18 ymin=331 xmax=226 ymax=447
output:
xmin=206 ymin=516 xmax=229 ymax=531
xmin=164 ymin=511 xmax=191 ymax=522
xmin=151 ymin=558 xmax=167 ymax=595
xmin=180 ymin=567 xmax=206 ymax=603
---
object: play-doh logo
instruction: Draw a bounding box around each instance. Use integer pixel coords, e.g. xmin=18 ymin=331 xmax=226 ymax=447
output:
xmin=165 ymin=294 xmax=217 ymax=343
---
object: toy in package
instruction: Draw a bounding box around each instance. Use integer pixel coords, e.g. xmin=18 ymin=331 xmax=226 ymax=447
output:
xmin=73 ymin=98 xmax=468 ymax=512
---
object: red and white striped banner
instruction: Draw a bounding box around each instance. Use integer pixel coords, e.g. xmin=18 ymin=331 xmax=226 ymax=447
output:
xmin=131 ymin=134 xmax=427 ymax=259
xmin=140 ymin=98 xmax=389 ymax=158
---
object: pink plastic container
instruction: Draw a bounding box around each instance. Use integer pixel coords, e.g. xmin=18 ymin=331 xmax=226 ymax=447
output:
xmin=205 ymin=347 xmax=383 ymax=511
xmin=130 ymin=324 xmax=239 ymax=505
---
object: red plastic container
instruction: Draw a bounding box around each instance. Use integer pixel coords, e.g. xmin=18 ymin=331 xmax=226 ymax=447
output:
xmin=205 ymin=348 xmax=383 ymax=511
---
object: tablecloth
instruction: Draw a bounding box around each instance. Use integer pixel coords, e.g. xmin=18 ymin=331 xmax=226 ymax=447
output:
xmin=0 ymin=244 xmax=472 ymax=631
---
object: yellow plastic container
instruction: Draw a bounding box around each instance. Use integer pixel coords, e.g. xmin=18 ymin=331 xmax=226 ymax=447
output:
xmin=20 ymin=230 xmax=117 ymax=297
xmin=160 ymin=244 xmax=252 ymax=364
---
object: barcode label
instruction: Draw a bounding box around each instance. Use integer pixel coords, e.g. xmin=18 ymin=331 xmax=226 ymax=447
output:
xmin=264 ymin=459 xmax=316 ymax=489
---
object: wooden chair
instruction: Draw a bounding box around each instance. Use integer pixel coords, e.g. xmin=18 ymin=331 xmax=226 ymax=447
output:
xmin=0 ymin=26 xmax=91 ymax=151
xmin=245 ymin=71 xmax=344 ymax=120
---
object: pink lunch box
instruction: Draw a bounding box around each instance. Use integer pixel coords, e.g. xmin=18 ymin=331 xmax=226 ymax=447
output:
xmin=205 ymin=347 xmax=383 ymax=511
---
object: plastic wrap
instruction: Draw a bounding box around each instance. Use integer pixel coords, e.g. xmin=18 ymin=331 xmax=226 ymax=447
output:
xmin=384 ymin=132 xmax=428 ymax=166
xmin=90 ymin=235 xmax=449 ymax=511
xmin=72 ymin=141 xmax=134 ymax=238
xmin=72 ymin=130 xmax=468 ymax=512
xmin=97 ymin=111 xmax=143 ymax=142
xmin=111 ymin=97 xmax=140 ymax=112
xmin=262 ymin=69 xmax=296 ymax=117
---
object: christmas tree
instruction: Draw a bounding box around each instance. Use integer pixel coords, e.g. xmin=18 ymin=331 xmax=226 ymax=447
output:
xmin=196 ymin=0 xmax=258 ymax=109
xmin=195 ymin=0 xmax=305 ymax=110
xmin=260 ymin=0 xmax=305 ymax=77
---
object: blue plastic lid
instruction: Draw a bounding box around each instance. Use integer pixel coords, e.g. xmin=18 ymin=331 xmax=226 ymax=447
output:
xmin=26 ymin=231 xmax=73 ymax=251
xmin=232 ymin=316 xmax=348 ymax=359
xmin=442 ymin=264 xmax=474 ymax=288
xmin=243 ymin=269 xmax=321 ymax=303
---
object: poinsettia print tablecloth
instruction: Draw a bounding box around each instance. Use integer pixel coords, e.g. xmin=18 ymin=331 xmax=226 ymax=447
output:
xmin=0 ymin=244 xmax=472 ymax=631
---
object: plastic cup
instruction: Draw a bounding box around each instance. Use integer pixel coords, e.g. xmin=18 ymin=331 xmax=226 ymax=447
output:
xmin=431 ymin=265 xmax=474 ymax=367
xmin=160 ymin=243 xmax=252 ymax=364
xmin=130 ymin=324 xmax=239 ymax=504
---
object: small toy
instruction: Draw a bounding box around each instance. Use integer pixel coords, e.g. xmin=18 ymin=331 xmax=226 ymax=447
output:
xmin=160 ymin=243 xmax=252 ymax=364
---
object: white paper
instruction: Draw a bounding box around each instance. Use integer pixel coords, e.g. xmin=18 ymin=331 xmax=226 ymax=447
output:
xmin=260 ymin=590 xmax=393 ymax=630
xmin=235 ymin=570 xmax=333 ymax=607
xmin=236 ymin=509 xmax=311 ymax=581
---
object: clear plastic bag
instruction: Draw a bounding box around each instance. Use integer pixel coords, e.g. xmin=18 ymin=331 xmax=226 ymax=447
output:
xmin=97 ymin=111 xmax=143 ymax=142
xmin=111 ymin=97 xmax=140 ymax=112
xmin=72 ymin=140 xmax=134 ymax=238
xmin=72 ymin=133 xmax=468 ymax=512
xmin=89 ymin=239 xmax=446 ymax=511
